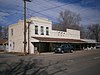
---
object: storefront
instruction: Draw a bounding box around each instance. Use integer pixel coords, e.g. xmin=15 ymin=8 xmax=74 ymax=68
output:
xmin=31 ymin=37 xmax=86 ymax=53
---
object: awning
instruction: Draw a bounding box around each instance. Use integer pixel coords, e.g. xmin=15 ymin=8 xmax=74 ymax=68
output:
xmin=32 ymin=37 xmax=85 ymax=43
xmin=0 ymin=39 xmax=8 ymax=45
xmin=81 ymin=39 xmax=97 ymax=43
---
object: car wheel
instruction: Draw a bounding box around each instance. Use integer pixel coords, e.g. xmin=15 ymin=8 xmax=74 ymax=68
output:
xmin=61 ymin=50 xmax=64 ymax=54
xmin=70 ymin=50 xmax=73 ymax=53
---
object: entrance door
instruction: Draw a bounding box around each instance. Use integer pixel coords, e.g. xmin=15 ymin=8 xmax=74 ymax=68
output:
xmin=32 ymin=42 xmax=51 ymax=53
xmin=40 ymin=42 xmax=50 ymax=52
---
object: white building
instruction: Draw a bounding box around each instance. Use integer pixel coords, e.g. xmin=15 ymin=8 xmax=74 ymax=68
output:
xmin=8 ymin=17 xmax=95 ymax=54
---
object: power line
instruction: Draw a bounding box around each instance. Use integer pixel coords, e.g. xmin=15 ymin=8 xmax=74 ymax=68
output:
xmin=1 ymin=15 xmax=23 ymax=26
xmin=1 ymin=0 xmax=95 ymax=26
xmin=25 ymin=0 xmax=82 ymax=23
xmin=24 ymin=0 xmax=76 ymax=23
xmin=3 ymin=0 xmax=96 ymax=17
xmin=30 ymin=0 xmax=68 ymax=13
xmin=32 ymin=0 xmax=83 ymax=13
xmin=5 ymin=0 xmax=80 ymax=23
xmin=26 ymin=7 xmax=57 ymax=20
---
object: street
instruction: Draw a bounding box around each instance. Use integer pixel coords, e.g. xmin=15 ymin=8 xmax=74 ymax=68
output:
xmin=0 ymin=49 xmax=100 ymax=75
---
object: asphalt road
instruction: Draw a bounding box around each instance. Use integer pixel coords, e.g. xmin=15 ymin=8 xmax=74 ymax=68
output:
xmin=67 ymin=50 xmax=100 ymax=75
xmin=40 ymin=50 xmax=100 ymax=75
xmin=0 ymin=49 xmax=100 ymax=75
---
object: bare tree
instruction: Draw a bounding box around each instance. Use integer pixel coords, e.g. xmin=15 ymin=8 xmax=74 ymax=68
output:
xmin=3 ymin=26 xmax=8 ymax=39
xmin=59 ymin=9 xmax=81 ymax=31
xmin=0 ymin=26 xmax=3 ymax=39
xmin=0 ymin=26 xmax=8 ymax=39
xmin=53 ymin=9 xmax=85 ymax=38
xmin=87 ymin=24 xmax=100 ymax=42
xmin=80 ymin=26 xmax=87 ymax=39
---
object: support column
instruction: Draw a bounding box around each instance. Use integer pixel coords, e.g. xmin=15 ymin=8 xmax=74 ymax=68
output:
xmin=39 ymin=42 xmax=40 ymax=54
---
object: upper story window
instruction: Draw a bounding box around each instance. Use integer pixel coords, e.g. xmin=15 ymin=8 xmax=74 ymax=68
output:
xmin=46 ymin=27 xmax=49 ymax=35
xmin=11 ymin=29 xmax=13 ymax=36
xmin=35 ymin=26 xmax=38 ymax=34
xmin=41 ymin=26 xmax=44 ymax=35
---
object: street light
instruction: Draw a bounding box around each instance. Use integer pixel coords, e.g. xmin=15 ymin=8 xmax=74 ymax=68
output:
xmin=23 ymin=0 xmax=32 ymax=55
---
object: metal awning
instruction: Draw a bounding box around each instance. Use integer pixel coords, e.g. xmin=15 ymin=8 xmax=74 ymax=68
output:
xmin=32 ymin=37 xmax=85 ymax=43
xmin=81 ymin=39 xmax=97 ymax=43
xmin=0 ymin=39 xmax=8 ymax=45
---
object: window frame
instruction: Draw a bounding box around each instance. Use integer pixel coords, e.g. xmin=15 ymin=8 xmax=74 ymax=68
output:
xmin=41 ymin=26 xmax=44 ymax=35
xmin=11 ymin=28 xmax=13 ymax=36
xmin=35 ymin=25 xmax=38 ymax=34
xmin=46 ymin=27 xmax=49 ymax=35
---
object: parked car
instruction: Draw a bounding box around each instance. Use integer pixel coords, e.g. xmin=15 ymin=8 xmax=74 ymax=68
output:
xmin=96 ymin=45 xmax=100 ymax=49
xmin=54 ymin=44 xmax=74 ymax=53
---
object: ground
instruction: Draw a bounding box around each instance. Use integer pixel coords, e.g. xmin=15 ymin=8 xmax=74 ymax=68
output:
xmin=0 ymin=49 xmax=100 ymax=75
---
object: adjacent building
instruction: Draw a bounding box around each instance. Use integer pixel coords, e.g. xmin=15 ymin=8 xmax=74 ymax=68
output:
xmin=0 ymin=39 xmax=8 ymax=51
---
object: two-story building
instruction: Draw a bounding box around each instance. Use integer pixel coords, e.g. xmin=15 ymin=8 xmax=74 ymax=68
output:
xmin=8 ymin=17 xmax=96 ymax=54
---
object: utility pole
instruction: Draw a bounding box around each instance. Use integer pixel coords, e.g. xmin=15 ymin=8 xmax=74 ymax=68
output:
xmin=23 ymin=0 xmax=27 ymax=55
xmin=23 ymin=0 xmax=31 ymax=55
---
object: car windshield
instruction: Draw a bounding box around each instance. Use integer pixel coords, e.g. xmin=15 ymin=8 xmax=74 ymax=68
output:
xmin=60 ymin=44 xmax=69 ymax=48
xmin=59 ymin=45 xmax=65 ymax=47
xmin=55 ymin=44 xmax=72 ymax=48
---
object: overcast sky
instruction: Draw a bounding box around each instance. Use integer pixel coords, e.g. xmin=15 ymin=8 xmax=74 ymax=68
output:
xmin=0 ymin=0 xmax=100 ymax=26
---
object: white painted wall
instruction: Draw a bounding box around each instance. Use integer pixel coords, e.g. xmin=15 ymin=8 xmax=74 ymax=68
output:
xmin=29 ymin=17 xmax=80 ymax=39
xmin=29 ymin=17 xmax=52 ymax=38
xmin=51 ymin=29 xmax=80 ymax=39
xmin=8 ymin=20 xmax=24 ymax=53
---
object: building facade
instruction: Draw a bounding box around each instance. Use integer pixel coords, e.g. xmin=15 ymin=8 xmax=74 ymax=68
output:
xmin=8 ymin=17 xmax=96 ymax=54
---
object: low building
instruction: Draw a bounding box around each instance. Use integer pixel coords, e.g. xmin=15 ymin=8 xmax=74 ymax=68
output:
xmin=81 ymin=39 xmax=97 ymax=50
xmin=8 ymin=17 xmax=96 ymax=54
xmin=0 ymin=39 xmax=8 ymax=52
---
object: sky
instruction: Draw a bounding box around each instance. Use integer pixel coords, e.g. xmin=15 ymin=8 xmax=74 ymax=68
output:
xmin=0 ymin=0 xmax=100 ymax=26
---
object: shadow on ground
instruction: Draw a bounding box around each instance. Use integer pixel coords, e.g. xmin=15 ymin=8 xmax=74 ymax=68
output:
xmin=0 ymin=58 xmax=68 ymax=75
